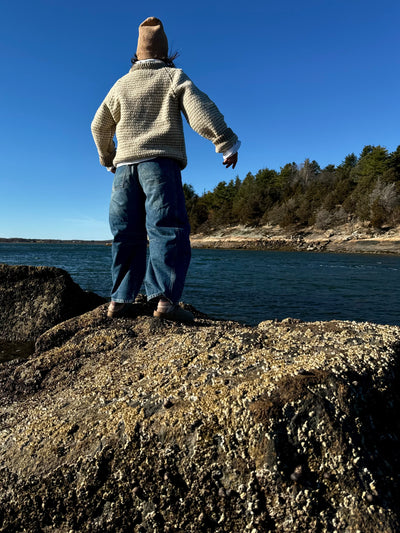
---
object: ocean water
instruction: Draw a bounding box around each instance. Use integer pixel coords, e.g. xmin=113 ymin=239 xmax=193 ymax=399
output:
xmin=1 ymin=242 xmax=400 ymax=328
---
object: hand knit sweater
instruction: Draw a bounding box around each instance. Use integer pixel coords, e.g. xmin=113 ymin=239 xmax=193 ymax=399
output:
xmin=91 ymin=62 xmax=238 ymax=170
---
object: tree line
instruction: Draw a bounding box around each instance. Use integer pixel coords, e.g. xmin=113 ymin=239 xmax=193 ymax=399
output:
xmin=183 ymin=145 xmax=400 ymax=233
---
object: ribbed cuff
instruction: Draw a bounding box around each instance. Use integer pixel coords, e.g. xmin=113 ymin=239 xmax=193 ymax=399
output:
xmin=223 ymin=140 xmax=241 ymax=161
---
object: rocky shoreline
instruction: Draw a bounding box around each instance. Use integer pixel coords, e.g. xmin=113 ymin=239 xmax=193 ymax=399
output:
xmin=190 ymin=223 xmax=400 ymax=254
xmin=1 ymin=265 xmax=400 ymax=532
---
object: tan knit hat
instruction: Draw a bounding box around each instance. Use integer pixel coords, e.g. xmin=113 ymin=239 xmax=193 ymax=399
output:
xmin=136 ymin=17 xmax=168 ymax=60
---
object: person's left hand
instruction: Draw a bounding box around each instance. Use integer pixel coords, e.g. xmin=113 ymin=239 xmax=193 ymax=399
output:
xmin=223 ymin=152 xmax=238 ymax=169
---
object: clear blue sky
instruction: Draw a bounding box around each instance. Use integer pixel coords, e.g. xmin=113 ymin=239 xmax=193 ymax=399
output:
xmin=1 ymin=0 xmax=399 ymax=240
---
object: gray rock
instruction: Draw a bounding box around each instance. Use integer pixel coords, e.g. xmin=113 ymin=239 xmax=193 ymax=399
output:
xmin=0 ymin=266 xmax=400 ymax=531
xmin=0 ymin=264 xmax=105 ymax=342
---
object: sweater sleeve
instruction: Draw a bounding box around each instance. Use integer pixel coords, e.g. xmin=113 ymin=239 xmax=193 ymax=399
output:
xmin=91 ymin=95 xmax=118 ymax=168
xmin=174 ymin=71 xmax=238 ymax=154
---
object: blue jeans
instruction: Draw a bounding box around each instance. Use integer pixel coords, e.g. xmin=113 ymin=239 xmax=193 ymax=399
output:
xmin=109 ymin=157 xmax=191 ymax=304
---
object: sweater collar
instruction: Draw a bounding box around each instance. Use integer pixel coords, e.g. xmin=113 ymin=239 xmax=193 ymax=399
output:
xmin=136 ymin=59 xmax=165 ymax=64
xmin=130 ymin=59 xmax=166 ymax=72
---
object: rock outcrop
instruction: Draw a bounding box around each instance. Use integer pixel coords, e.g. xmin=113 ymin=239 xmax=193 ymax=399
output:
xmin=1 ymin=265 xmax=400 ymax=532
xmin=0 ymin=264 xmax=105 ymax=341
xmin=190 ymin=224 xmax=400 ymax=254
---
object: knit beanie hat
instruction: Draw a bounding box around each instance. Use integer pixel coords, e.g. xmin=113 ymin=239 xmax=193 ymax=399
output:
xmin=136 ymin=17 xmax=168 ymax=60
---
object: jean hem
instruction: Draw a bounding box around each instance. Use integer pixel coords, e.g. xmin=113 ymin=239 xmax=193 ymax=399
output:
xmin=147 ymin=292 xmax=175 ymax=303
xmin=111 ymin=298 xmax=135 ymax=304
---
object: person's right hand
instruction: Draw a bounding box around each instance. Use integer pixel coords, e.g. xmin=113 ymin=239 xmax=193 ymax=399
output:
xmin=223 ymin=152 xmax=238 ymax=170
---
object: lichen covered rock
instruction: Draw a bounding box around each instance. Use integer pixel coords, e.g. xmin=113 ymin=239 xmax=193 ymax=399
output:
xmin=1 ymin=295 xmax=400 ymax=532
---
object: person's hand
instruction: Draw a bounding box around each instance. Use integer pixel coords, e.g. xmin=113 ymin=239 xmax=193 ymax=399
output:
xmin=223 ymin=152 xmax=238 ymax=169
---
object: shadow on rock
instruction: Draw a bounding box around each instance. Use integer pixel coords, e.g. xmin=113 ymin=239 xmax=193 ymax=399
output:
xmin=0 ymin=264 xmax=105 ymax=343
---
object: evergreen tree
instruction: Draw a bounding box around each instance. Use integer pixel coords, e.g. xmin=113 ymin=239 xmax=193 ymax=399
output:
xmin=184 ymin=144 xmax=400 ymax=232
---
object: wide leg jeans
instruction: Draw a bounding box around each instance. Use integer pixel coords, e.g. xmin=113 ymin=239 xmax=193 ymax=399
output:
xmin=109 ymin=157 xmax=191 ymax=304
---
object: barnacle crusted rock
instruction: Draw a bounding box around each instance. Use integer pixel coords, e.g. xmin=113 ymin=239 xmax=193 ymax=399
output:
xmin=0 ymin=271 xmax=400 ymax=531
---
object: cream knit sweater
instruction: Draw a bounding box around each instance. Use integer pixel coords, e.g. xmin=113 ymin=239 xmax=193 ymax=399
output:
xmin=91 ymin=62 xmax=238 ymax=169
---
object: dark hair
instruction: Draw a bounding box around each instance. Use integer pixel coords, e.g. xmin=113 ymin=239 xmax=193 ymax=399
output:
xmin=130 ymin=51 xmax=179 ymax=68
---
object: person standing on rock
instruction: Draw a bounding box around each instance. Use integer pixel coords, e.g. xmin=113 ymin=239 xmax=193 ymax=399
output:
xmin=91 ymin=16 xmax=240 ymax=323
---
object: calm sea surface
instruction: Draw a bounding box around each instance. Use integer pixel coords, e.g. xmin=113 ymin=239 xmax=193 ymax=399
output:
xmin=1 ymin=242 xmax=400 ymax=328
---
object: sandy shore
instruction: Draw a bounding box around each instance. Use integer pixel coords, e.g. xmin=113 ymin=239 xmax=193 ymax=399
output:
xmin=190 ymin=223 xmax=400 ymax=255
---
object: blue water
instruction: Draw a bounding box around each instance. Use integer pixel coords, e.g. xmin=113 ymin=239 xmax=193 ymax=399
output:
xmin=1 ymin=242 xmax=399 ymax=326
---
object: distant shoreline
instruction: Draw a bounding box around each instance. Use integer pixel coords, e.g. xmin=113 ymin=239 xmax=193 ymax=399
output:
xmin=0 ymin=238 xmax=112 ymax=245
xmin=2 ymin=223 xmax=400 ymax=255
